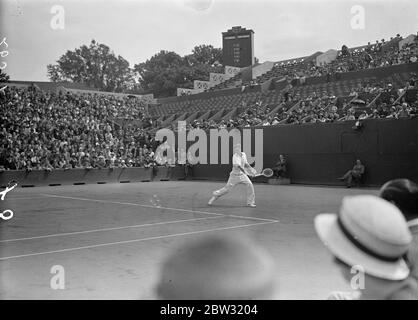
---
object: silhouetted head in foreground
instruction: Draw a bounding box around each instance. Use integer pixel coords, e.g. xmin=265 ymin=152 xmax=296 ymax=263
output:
xmin=156 ymin=235 xmax=277 ymax=300
xmin=379 ymin=179 xmax=418 ymax=221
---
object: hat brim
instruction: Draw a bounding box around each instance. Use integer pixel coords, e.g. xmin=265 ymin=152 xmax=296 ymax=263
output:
xmin=315 ymin=214 xmax=410 ymax=281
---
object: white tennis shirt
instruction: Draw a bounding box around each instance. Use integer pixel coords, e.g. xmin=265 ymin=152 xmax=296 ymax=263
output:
xmin=231 ymin=152 xmax=247 ymax=174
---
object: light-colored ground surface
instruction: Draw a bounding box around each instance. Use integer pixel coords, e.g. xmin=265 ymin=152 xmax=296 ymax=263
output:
xmin=0 ymin=181 xmax=378 ymax=299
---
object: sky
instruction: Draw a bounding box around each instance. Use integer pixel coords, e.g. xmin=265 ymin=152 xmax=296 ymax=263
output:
xmin=1 ymin=0 xmax=418 ymax=81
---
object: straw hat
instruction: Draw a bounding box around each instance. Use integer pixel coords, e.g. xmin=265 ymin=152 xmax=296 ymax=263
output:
xmin=315 ymin=195 xmax=412 ymax=280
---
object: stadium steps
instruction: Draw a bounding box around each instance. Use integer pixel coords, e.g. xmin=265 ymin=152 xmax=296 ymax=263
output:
xmin=221 ymin=107 xmax=239 ymax=121
xmin=208 ymin=108 xmax=227 ymax=122
xmin=198 ymin=109 xmax=214 ymax=121
xmin=185 ymin=111 xmax=203 ymax=123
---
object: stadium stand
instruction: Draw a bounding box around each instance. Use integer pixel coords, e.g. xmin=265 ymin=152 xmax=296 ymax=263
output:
xmin=148 ymin=65 xmax=417 ymax=128
xmin=208 ymin=72 xmax=243 ymax=91
xmin=249 ymin=34 xmax=416 ymax=87
xmin=0 ymin=86 xmax=159 ymax=171
xmin=1 ymin=34 xmax=417 ymax=172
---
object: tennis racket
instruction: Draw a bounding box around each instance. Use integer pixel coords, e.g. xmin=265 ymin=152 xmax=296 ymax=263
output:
xmin=7 ymin=180 xmax=18 ymax=189
xmin=254 ymin=168 xmax=274 ymax=178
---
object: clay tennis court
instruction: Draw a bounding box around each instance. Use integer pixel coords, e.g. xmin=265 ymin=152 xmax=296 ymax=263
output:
xmin=0 ymin=181 xmax=378 ymax=299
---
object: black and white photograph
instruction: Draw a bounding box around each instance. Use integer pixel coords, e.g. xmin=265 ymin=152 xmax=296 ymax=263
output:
xmin=0 ymin=0 xmax=418 ymax=307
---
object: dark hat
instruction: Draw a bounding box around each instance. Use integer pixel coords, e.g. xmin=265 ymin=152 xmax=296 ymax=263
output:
xmin=379 ymin=179 xmax=418 ymax=217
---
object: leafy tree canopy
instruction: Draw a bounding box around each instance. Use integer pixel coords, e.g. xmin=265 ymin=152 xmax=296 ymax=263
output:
xmin=48 ymin=41 xmax=224 ymax=97
xmin=135 ymin=44 xmax=223 ymax=97
xmin=47 ymin=40 xmax=138 ymax=93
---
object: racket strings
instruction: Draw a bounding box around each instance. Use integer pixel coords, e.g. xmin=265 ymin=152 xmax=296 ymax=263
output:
xmin=262 ymin=168 xmax=273 ymax=177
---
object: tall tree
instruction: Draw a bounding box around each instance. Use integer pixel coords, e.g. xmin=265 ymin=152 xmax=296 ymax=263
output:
xmin=185 ymin=44 xmax=223 ymax=83
xmin=47 ymin=40 xmax=137 ymax=92
xmin=187 ymin=44 xmax=222 ymax=66
xmin=135 ymin=45 xmax=223 ymax=97
xmin=134 ymin=50 xmax=191 ymax=97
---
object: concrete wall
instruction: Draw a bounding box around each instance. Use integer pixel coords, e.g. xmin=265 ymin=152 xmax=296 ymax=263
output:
xmin=316 ymin=49 xmax=338 ymax=66
xmin=251 ymin=61 xmax=275 ymax=79
xmin=0 ymin=167 xmax=187 ymax=188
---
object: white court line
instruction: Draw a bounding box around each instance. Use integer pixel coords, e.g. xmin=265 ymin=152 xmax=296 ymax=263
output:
xmin=0 ymin=216 xmax=224 ymax=243
xmin=40 ymin=194 xmax=279 ymax=223
xmin=0 ymin=221 xmax=278 ymax=261
xmin=2 ymin=197 xmax=41 ymax=201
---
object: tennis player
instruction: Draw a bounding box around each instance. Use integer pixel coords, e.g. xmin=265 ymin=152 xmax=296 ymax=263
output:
xmin=208 ymin=143 xmax=256 ymax=207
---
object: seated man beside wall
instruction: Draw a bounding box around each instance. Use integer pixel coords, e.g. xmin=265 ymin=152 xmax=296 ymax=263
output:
xmin=272 ymin=154 xmax=287 ymax=178
xmin=338 ymin=159 xmax=365 ymax=188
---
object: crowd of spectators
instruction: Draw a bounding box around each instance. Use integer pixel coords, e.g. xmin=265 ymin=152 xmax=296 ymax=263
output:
xmin=207 ymin=34 xmax=417 ymax=92
xmin=316 ymin=38 xmax=418 ymax=75
xmin=171 ymin=76 xmax=418 ymax=131
xmin=0 ymin=86 xmax=159 ymax=171
xmin=235 ymin=75 xmax=418 ymax=126
xmin=183 ymin=98 xmax=287 ymax=129
xmin=183 ymin=74 xmax=417 ymax=129
xmin=271 ymin=34 xmax=418 ymax=83
xmin=1 ymin=52 xmax=417 ymax=171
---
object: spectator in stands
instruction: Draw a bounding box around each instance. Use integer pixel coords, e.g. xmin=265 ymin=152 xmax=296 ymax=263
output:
xmin=338 ymin=159 xmax=365 ymax=188
xmin=41 ymin=156 xmax=53 ymax=172
xmin=271 ymin=116 xmax=281 ymax=125
xmin=370 ymin=108 xmax=381 ymax=119
xmin=386 ymin=106 xmax=399 ymax=118
xmin=96 ymin=155 xmax=106 ymax=169
xmin=358 ymin=110 xmax=369 ymax=120
xmin=343 ymin=108 xmax=356 ymax=121
xmin=376 ymin=103 xmax=389 ymax=117
xmin=155 ymin=235 xmax=278 ymax=299
xmin=410 ymin=99 xmax=418 ymax=117
xmin=341 ymin=45 xmax=350 ymax=57
xmin=315 ymin=195 xmax=418 ymax=300
xmin=398 ymin=103 xmax=411 ymax=118
xmin=409 ymin=73 xmax=417 ymax=87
